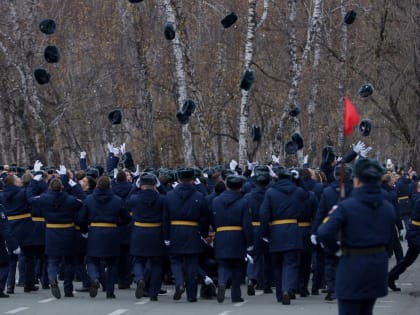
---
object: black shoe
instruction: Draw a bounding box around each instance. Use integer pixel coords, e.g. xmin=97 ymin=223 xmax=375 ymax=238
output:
xmin=289 ymin=291 xmax=296 ymax=300
xmin=282 ymin=292 xmax=291 ymax=305
xmin=24 ymin=285 xmax=39 ymax=292
xmin=263 ymin=287 xmax=273 ymax=294
xmin=321 ymin=288 xmax=328 ymax=293
xmin=158 ymin=289 xmax=168 ymax=295
xmin=311 ymin=288 xmax=319 ymax=295
xmin=106 ymin=293 xmax=116 ymax=299
xmin=42 ymin=285 xmax=50 ymax=290
xmin=50 ymin=281 xmax=61 ymax=299
xmin=150 ymin=296 xmax=158 ymax=301
xmin=64 ymin=292 xmax=74 ymax=297
xmin=89 ymin=280 xmax=100 ymax=298
xmin=299 ymin=289 xmax=309 ymax=297
xmin=75 ymin=287 xmax=90 ymax=292
xmin=135 ymin=280 xmax=145 ymax=299
xmin=325 ymin=292 xmax=336 ymax=301
xmin=217 ymin=285 xmax=226 ymax=303
xmin=247 ymin=283 xmax=255 ymax=296
xmin=0 ymin=292 xmax=10 ymax=298
xmin=6 ymin=288 xmax=14 ymax=294
xmin=188 ymin=297 xmax=197 ymax=302
xmin=388 ymin=280 xmax=401 ymax=292
xmin=118 ymin=283 xmax=130 ymax=290
xmin=232 ymin=297 xmax=244 ymax=303
xmin=173 ymin=285 xmax=185 ymax=300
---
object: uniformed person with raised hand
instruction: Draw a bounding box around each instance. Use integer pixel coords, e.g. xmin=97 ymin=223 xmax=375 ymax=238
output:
xmin=78 ymin=175 xmax=132 ymax=299
xmin=317 ymin=159 xmax=396 ymax=315
xmin=212 ymin=175 xmax=253 ymax=303
xmin=127 ymin=172 xmax=166 ymax=301
xmin=163 ymin=167 xmax=210 ymax=302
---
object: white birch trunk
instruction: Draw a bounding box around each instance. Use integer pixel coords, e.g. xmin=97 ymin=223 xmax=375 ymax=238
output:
xmin=162 ymin=0 xmax=193 ymax=166
xmin=238 ymin=0 xmax=257 ymax=168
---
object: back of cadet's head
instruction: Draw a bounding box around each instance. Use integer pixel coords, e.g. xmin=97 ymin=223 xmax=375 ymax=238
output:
xmin=49 ymin=178 xmax=63 ymax=192
xmin=96 ymin=175 xmax=111 ymax=190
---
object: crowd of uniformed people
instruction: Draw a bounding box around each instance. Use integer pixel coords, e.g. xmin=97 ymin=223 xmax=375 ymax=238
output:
xmin=0 ymin=141 xmax=419 ymax=315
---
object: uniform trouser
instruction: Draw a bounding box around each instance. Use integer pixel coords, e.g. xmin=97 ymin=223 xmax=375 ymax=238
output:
xmin=338 ymin=298 xmax=376 ymax=315
xmin=0 ymin=262 xmax=8 ymax=291
xmin=7 ymin=254 xmax=18 ymax=289
xmin=87 ymin=256 xmax=118 ymax=296
xmin=390 ymin=231 xmax=404 ymax=263
xmin=118 ymin=244 xmax=131 ymax=287
xmin=218 ymin=259 xmax=245 ymax=301
xmin=271 ymin=250 xmax=299 ymax=300
xmin=388 ymin=246 xmax=420 ymax=282
xmin=298 ymin=250 xmax=312 ymax=293
xmin=22 ymin=245 xmax=44 ymax=288
xmin=324 ymin=253 xmax=338 ymax=294
xmin=311 ymin=246 xmax=325 ymax=291
xmin=47 ymin=256 xmax=75 ymax=295
xmin=170 ymin=254 xmax=198 ymax=300
xmin=74 ymin=255 xmax=91 ymax=288
xmin=35 ymin=254 xmax=49 ymax=288
xmin=132 ymin=256 xmax=162 ymax=299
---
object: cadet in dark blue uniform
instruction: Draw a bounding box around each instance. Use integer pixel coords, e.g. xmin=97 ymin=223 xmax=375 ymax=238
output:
xmin=79 ymin=175 xmax=131 ymax=299
xmin=213 ymin=175 xmax=253 ymax=303
xmin=260 ymin=167 xmax=305 ymax=304
xmin=388 ymin=180 xmax=420 ymax=291
xmin=317 ymin=159 xmax=396 ymax=315
xmin=127 ymin=173 xmax=166 ymax=301
xmin=0 ymin=204 xmax=20 ymax=298
xmin=30 ymin=177 xmax=83 ymax=299
xmin=163 ymin=167 xmax=210 ymax=302
xmin=395 ymin=171 xmax=414 ymax=231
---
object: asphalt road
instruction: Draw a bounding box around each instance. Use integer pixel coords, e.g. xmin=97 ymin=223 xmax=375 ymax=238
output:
xmin=1 ymin=255 xmax=419 ymax=315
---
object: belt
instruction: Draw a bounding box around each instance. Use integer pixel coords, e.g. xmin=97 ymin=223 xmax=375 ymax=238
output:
xmin=75 ymin=225 xmax=81 ymax=230
xmin=270 ymin=219 xmax=298 ymax=225
xmin=398 ymin=196 xmax=409 ymax=201
xmin=411 ymin=220 xmax=420 ymax=227
xmin=298 ymin=222 xmax=311 ymax=227
xmin=216 ymin=226 xmax=243 ymax=232
xmin=7 ymin=213 xmax=31 ymax=221
xmin=134 ymin=221 xmax=161 ymax=228
xmin=341 ymin=246 xmax=386 ymax=256
xmin=90 ymin=222 xmax=117 ymax=228
xmin=46 ymin=223 xmax=75 ymax=229
xmin=171 ymin=220 xmax=199 ymax=227
xmin=32 ymin=216 xmax=45 ymax=222
xmin=252 ymin=221 xmax=260 ymax=227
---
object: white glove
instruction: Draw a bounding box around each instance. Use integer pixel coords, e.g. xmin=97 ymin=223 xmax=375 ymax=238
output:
xmin=229 ymin=159 xmax=238 ymax=171
xmin=360 ymin=146 xmax=372 ymax=158
xmin=80 ymin=151 xmax=86 ymax=159
xmin=57 ymin=165 xmax=67 ymax=175
xmin=291 ymin=169 xmax=299 ymax=179
xmin=336 ymin=156 xmax=343 ymax=162
xmin=194 ymin=178 xmax=201 ymax=185
xmin=247 ymin=245 xmax=254 ymax=252
xmin=271 ymin=155 xmax=280 ymax=164
xmin=112 ymin=147 xmax=120 ymax=156
xmin=172 ymin=182 xmax=178 ymax=188
xmin=303 ymin=155 xmax=308 ymax=164
xmin=81 ymin=233 xmax=88 ymax=239
xmin=156 ymin=178 xmax=161 ymax=188
xmin=34 ymin=174 xmax=43 ymax=181
xmin=120 ymin=143 xmax=126 ymax=154
xmin=262 ymin=237 xmax=269 ymax=243
xmin=69 ymin=179 xmax=77 ymax=187
xmin=107 ymin=142 xmax=113 ymax=153
xmin=267 ymin=166 xmax=277 ymax=178
xmin=164 ymin=240 xmax=170 ymax=246
xmin=113 ymin=168 xmax=118 ymax=179
xmin=246 ymin=254 xmax=254 ymax=264
xmin=13 ymin=247 xmax=21 ymax=255
xmin=135 ymin=178 xmax=141 ymax=188
xmin=204 ymin=276 xmax=213 ymax=285
xmin=33 ymin=160 xmax=43 ymax=172
xmin=386 ymin=159 xmax=393 ymax=169
xmin=310 ymin=234 xmax=317 ymax=245
xmin=247 ymin=161 xmax=257 ymax=171
xmin=335 ymin=249 xmax=342 ymax=257
xmin=352 ymin=141 xmax=366 ymax=154
xmin=399 ymin=229 xmax=406 ymax=239
xmin=131 ymin=164 xmax=140 ymax=177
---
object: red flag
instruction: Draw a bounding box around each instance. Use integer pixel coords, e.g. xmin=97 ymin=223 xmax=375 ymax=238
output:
xmin=344 ymin=96 xmax=360 ymax=136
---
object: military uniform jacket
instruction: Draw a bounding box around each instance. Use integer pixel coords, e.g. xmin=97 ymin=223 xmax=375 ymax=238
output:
xmin=298 ymin=188 xmax=318 ymax=251
xmin=112 ymin=180 xmax=134 ymax=245
xmin=32 ymin=190 xmax=82 ymax=256
xmin=406 ymin=192 xmax=420 ymax=250
xmin=260 ymin=179 xmax=305 ymax=252
xmin=395 ymin=176 xmax=413 ymax=217
xmin=126 ymin=188 xmax=166 ymax=257
xmin=26 ymin=179 xmax=48 ymax=246
xmin=1 ymin=184 xmax=34 ymax=247
xmin=243 ymin=187 xmax=267 ymax=255
xmin=79 ymin=188 xmax=131 ymax=257
xmin=163 ymin=183 xmax=209 ymax=255
xmin=0 ymin=208 xmax=18 ymax=264
xmin=213 ymin=190 xmax=253 ymax=259
xmin=317 ymin=184 xmax=396 ymax=300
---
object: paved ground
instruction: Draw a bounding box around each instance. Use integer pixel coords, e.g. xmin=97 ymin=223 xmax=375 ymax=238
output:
xmin=1 ymin=254 xmax=419 ymax=315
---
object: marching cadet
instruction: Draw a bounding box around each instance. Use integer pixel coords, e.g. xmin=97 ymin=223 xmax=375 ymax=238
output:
xmin=317 ymin=159 xmax=396 ymax=315
xmin=78 ymin=175 xmax=131 ymax=299
xmin=260 ymin=167 xmax=305 ymax=305
xmin=0 ymin=204 xmax=20 ymax=298
xmin=213 ymin=175 xmax=253 ymax=303
xmin=29 ymin=173 xmax=83 ymax=299
xmin=127 ymin=173 xmax=166 ymax=301
xmin=243 ymin=166 xmax=272 ymax=295
xmin=163 ymin=167 xmax=210 ymax=302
